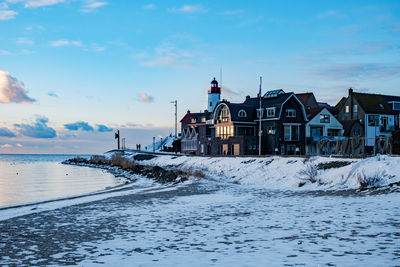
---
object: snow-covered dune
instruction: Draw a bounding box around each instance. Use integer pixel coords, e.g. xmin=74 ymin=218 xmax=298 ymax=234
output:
xmin=121 ymin=152 xmax=400 ymax=190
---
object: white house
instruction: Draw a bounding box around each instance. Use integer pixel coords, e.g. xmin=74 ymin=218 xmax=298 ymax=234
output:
xmin=305 ymin=107 xmax=344 ymax=155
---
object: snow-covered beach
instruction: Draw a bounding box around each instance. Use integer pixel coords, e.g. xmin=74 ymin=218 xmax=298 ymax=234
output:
xmin=1 ymin=153 xmax=400 ymax=266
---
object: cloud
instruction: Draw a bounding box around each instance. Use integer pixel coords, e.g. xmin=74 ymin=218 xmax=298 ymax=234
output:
xmin=50 ymin=40 xmax=82 ymax=47
xmin=16 ymin=37 xmax=34 ymax=45
xmin=47 ymin=91 xmax=58 ymax=97
xmin=64 ymin=121 xmax=94 ymax=131
xmin=0 ymin=127 xmax=16 ymax=137
xmin=0 ymin=10 xmax=18 ymax=20
xmin=312 ymin=63 xmax=400 ymax=81
xmin=81 ymin=0 xmax=108 ymax=13
xmin=317 ymin=10 xmax=345 ymax=19
xmin=137 ymin=92 xmax=154 ymax=103
xmin=23 ymin=0 xmax=66 ymax=8
xmin=0 ymin=144 xmax=12 ymax=148
xmin=16 ymin=143 xmax=22 ymax=147
xmin=170 ymin=4 xmax=207 ymax=14
xmin=14 ymin=117 xmax=56 ymax=138
xmin=96 ymin=124 xmax=112 ymax=132
xmin=142 ymin=45 xmax=193 ymax=67
xmin=0 ymin=49 xmax=11 ymax=55
xmin=143 ymin=3 xmax=155 ymax=9
xmin=0 ymin=70 xmax=36 ymax=103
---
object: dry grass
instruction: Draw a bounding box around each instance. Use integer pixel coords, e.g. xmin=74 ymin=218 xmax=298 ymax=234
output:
xmin=111 ymin=154 xmax=136 ymax=170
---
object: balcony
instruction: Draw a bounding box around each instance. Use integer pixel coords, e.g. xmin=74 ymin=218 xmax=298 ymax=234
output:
xmin=380 ymin=125 xmax=395 ymax=132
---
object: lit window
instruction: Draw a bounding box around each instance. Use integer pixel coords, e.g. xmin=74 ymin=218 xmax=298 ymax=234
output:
xmin=286 ymin=109 xmax=296 ymax=117
xmin=201 ymin=117 xmax=206 ymax=122
xmin=345 ymin=105 xmax=349 ymax=113
xmin=191 ymin=118 xmax=196 ymax=123
xmin=320 ymin=114 xmax=330 ymax=123
xmin=266 ymin=107 xmax=276 ymax=117
xmin=267 ymin=126 xmax=275 ymax=134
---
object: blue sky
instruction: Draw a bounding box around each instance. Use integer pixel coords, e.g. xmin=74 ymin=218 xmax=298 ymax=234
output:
xmin=0 ymin=0 xmax=399 ymax=153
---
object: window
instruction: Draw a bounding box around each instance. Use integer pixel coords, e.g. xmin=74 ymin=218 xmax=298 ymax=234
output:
xmin=257 ymin=108 xmax=264 ymax=119
xmin=284 ymin=125 xmax=299 ymax=141
xmin=266 ymin=107 xmax=276 ymax=117
xmin=379 ymin=104 xmax=384 ymax=109
xmin=353 ymin=105 xmax=358 ymax=113
xmin=216 ymin=125 xmax=234 ymax=139
xmin=311 ymin=127 xmax=323 ymax=137
xmin=286 ymin=109 xmax=296 ymax=117
xmin=328 ymin=129 xmax=341 ymax=136
xmin=368 ymin=115 xmax=379 ymax=127
xmin=191 ymin=118 xmax=196 ymax=123
xmin=393 ymin=102 xmax=400 ymax=111
xmin=320 ymin=114 xmax=330 ymax=123
xmin=267 ymin=126 xmax=276 ymax=134
xmin=238 ymin=110 xmax=247 ymax=118
xmin=345 ymin=105 xmax=349 ymax=113
xmin=217 ymin=106 xmax=230 ymax=122
xmin=201 ymin=117 xmax=206 ymax=122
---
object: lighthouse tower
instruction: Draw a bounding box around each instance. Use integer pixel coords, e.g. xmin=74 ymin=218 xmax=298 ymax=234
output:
xmin=208 ymin=77 xmax=221 ymax=112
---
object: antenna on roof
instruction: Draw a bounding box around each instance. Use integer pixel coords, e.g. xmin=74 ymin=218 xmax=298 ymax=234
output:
xmin=220 ymin=67 xmax=222 ymax=88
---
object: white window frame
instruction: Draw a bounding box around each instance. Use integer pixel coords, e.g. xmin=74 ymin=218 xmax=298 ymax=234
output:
xmin=257 ymin=108 xmax=264 ymax=119
xmin=266 ymin=107 xmax=276 ymax=117
xmin=353 ymin=105 xmax=358 ymax=113
xmin=286 ymin=109 xmax=296 ymax=118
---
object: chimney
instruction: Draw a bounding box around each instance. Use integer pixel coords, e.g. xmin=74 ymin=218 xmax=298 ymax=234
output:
xmin=246 ymin=95 xmax=250 ymax=100
xmin=187 ymin=110 xmax=190 ymax=114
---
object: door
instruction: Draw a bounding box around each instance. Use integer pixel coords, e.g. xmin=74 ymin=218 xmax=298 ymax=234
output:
xmin=233 ymin=144 xmax=240 ymax=155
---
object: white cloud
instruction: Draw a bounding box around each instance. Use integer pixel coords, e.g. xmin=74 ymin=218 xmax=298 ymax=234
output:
xmin=50 ymin=39 xmax=82 ymax=47
xmin=0 ymin=49 xmax=11 ymax=55
xmin=0 ymin=70 xmax=36 ymax=103
xmin=142 ymin=45 xmax=193 ymax=67
xmin=23 ymin=0 xmax=66 ymax=8
xmin=16 ymin=143 xmax=23 ymax=147
xmin=0 ymin=144 xmax=12 ymax=148
xmin=81 ymin=0 xmax=107 ymax=13
xmin=170 ymin=4 xmax=207 ymax=14
xmin=317 ymin=10 xmax=345 ymax=19
xmin=16 ymin=37 xmax=34 ymax=45
xmin=137 ymin=92 xmax=154 ymax=103
xmin=0 ymin=10 xmax=18 ymax=20
xmin=143 ymin=3 xmax=155 ymax=9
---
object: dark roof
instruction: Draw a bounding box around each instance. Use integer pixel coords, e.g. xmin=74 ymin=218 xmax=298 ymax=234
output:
xmin=318 ymin=102 xmax=331 ymax=108
xmin=341 ymin=120 xmax=362 ymax=136
xmin=335 ymin=97 xmax=347 ymax=111
xmin=180 ymin=111 xmax=211 ymax=123
xmin=224 ymin=103 xmax=255 ymax=122
xmin=382 ymin=94 xmax=400 ymax=103
xmin=306 ymin=107 xmax=323 ymax=120
xmin=353 ymin=92 xmax=396 ymax=115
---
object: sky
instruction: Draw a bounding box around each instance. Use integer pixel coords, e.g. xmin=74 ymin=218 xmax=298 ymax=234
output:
xmin=0 ymin=0 xmax=399 ymax=154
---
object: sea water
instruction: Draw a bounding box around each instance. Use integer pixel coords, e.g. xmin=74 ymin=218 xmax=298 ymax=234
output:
xmin=0 ymin=154 xmax=123 ymax=208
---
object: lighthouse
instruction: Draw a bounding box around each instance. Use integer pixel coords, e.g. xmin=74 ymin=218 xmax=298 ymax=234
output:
xmin=208 ymin=78 xmax=221 ymax=112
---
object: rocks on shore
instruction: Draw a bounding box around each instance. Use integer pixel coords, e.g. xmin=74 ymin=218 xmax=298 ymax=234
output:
xmin=63 ymin=154 xmax=191 ymax=184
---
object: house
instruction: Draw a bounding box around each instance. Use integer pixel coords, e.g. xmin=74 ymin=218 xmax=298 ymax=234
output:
xmin=336 ymin=88 xmax=397 ymax=151
xmin=180 ymin=78 xmax=220 ymax=155
xmin=199 ymin=89 xmax=308 ymax=155
xmin=296 ymin=92 xmax=318 ymax=110
xmin=304 ymin=107 xmax=344 ymax=155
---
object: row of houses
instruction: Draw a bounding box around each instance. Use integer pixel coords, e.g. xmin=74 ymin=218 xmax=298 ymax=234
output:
xmin=179 ymin=78 xmax=400 ymax=156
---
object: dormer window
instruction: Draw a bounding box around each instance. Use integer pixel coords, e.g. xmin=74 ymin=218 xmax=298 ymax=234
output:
xmin=286 ymin=109 xmax=296 ymax=118
xmin=238 ymin=110 xmax=247 ymax=118
xmin=257 ymin=108 xmax=264 ymax=119
xmin=266 ymin=107 xmax=276 ymax=117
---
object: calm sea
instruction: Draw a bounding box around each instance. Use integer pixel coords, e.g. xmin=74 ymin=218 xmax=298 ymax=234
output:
xmin=0 ymin=154 xmax=123 ymax=208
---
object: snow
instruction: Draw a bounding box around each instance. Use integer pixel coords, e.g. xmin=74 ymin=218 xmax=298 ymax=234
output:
xmin=143 ymin=135 xmax=178 ymax=152
xmin=122 ymin=152 xmax=400 ymax=190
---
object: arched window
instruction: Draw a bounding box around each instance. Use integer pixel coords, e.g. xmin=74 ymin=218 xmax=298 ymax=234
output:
xmin=238 ymin=109 xmax=247 ymax=118
xmin=217 ymin=105 xmax=230 ymax=123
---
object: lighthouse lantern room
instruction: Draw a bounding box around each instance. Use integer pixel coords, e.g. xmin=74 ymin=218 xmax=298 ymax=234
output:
xmin=208 ymin=77 xmax=221 ymax=112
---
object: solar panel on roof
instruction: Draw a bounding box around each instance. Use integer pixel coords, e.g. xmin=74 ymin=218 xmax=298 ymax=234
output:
xmin=263 ymin=89 xmax=285 ymax=98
